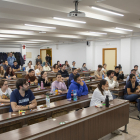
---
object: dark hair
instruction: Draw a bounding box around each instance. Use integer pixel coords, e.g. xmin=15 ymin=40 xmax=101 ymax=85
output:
xmin=41 ymin=71 xmax=45 ymax=77
xmin=72 ymin=61 xmax=75 ymax=64
xmin=72 ymin=68 xmax=77 ymax=72
xmin=61 ymin=64 xmax=65 ymax=67
xmin=13 ymin=61 xmax=17 ymax=63
xmin=57 ymin=61 xmax=60 ymax=65
xmin=65 ymin=61 xmax=70 ymax=67
xmin=82 ymin=63 xmax=86 ymax=67
xmin=6 ymin=67 xmax=14 ymax=76
xmin=134 ymin=65 xmax=138 ymax=68
xmin=29 ymin=69 xmax=34 ymax=73
xmin=74 ymin=75 xmax=80 ymax=81
xmin=0 ymin=80 xmax=5 ymax=88
xmin=29 ymin=61 xmax=32 ymax=65
xmin=129 ymin=74 xmax=135 ymax=81
xmin=56 ymin=72 xmax=61 ymax=77
xmin=103 ymin=64 xmax=106 ymax=67
xmin=107 ymin=70 xmax=114 ymax=77
xmin=131 ymin=69 xmax=136 ymax=72
xmin=97 ymin=79 xmax=107 ymax=95
xmin=98 ymin=65 xmax=102 ymax=68
xmin=115 ymin=66 xmax=119 ymax=69
xmin=16 ymin=79 xmax=27 ymax=90
xmin=45 ymin=62 xmax=48 ymax=65
xmin=0 ymin=66 xmax=4 ymax=75
xmin=4 ymin=60 xmax=7 ymax=63
xmin=53 ymin=64 xmax=58 ymax=69
xmin=38 ymin=55 xmax=40 ymax=57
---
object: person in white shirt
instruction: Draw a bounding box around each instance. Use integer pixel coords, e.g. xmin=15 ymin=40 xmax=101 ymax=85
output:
xmin=0 ymin=80 xmax=12 ymax=103
xmin=35 ymin=64 xmax=43 ymax=76
xmin=90 ymin=79 xmax=122 ymax=135
xmin=26 ymin=62 xmax=34 ymax=74
xmin=43 ymin=62 xmax=51 ymax=71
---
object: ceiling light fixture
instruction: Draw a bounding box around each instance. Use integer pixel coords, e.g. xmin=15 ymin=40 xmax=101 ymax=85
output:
xmin=25 ymin=24 xmax=56 ymax=29
xmin=91 ymin=6 xmax=124 ymax=16
xmin=115 ymin=27 xmax=133 ymax=31
xmin=89 ymin=32 xmax=107 ymax=35
xmin=39 ymin=31 xmax=46 ymax=33
xmin=53 ymin=17 xmax=86 ymax=24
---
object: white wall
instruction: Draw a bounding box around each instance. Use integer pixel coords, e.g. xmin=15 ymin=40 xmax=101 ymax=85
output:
xmin=40 ymin=43 xmax=86 ymax=68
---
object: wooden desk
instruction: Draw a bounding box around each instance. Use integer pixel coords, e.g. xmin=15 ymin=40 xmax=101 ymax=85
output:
xmin=15 ymin=71 xmax=26 ymax=78
xmin=0 ymin=94 xmax=92 ymax=134
xmin=0 ymin=99 xmax=129 ymax=140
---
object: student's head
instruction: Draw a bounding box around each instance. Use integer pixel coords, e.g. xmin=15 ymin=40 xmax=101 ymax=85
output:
xmin=53 ymin=64 xmax=58 ymax=69
xmin=37 ymin=64 xmax=41 ymax=69
xmin=103 ymin=64 xmax=107 ymax=69
xmin=72 ymin=68 xmax=78 ymax=75
xmin=36 ymin=61 xmax=40 ymax=65
xmin=28 ymin=69 xmax=35 ymax=76
xmin=0 ymin=66 xmax=4 ymax=72
xmin=45 ymin=62 xmax=48 ymax=66
xmin=13 ymin=61 xmax=17 ymax=66
xmin=131 ymin=69 xmax=136 ymax=75
xmin=56 ymin=72 xmax=62 ymax=82
xmin=72 ymin=61 xmax=75 ymax=66
xmin=65 ymin=61 xmax=68 ymax=65
xmin=46 ymin=54 xmax=49 ymax=56
xmin=134 ymin=65 xmax=138 ymax=71
xmin=98 ymin=65 xmax=102 ymax=71
xmin=61 ymin=64 xmax=66 ymax=70
xmin=9 ymin=52 xmax=12 ymax=57
xmin=118 ymin=64 xmax=122 ymax=70
xmin=0 ymin=80 xmax=8 ymax=90
xmin=107 ymin=70 xmax=114 ymax=78
xmin=29 ymin=61 xmax=32 ymax=65
xmin=41 ymin=71 xmax=47 ymax=79
xmin=74 ymin=75 xmax=81 ymax=84
xmin=37 ymin=55 xmax=40 ymax=59
xmin=129 ymin=74 xmax=136 ymax=83
xmin=28 ymin=62 xmax=32 ymax=67
xmin=2 ymin=61 xmax=5 ymax=65
xmin=5 ymin=60 xmax=8 ymax=66
xmin=6 ymin=67 xmax=12 ymax=74
xmin=16 ymin=79 xmax=29 ymax=91
xmin=97 ymin=79 xmax=108 ymax=95
xmin=57 ymin=61 xmax=60 ymax=65
xmin=82 ymin=63 xmax=86 ymax=67
xmin=115 ymin=66 xmax=120 ymax=73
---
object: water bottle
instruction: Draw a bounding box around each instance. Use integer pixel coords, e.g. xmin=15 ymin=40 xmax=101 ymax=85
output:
xmin=8 ymin=74 xmax=10 ymax=80
xmin=105 ymin=95 xmax=109 ymax=107
xmin=55 ymin=88 xmax=58 ymax=95
xmin=28 ymin=79 xmax=30 ymax=86
xmin=71 ymin=90 xmax=73 ymax=100
xmin=46 ymin=96 xmax=50 ymax=108
xmin=102 ymin=74 xmax=104 ymax=79
xmin=38 ymin=83 xmax=40 ymax=90
xmin=41 ymin=81 xmax=43 ymax=89
xmin=73 ymin=90 xmax=77 ymax=101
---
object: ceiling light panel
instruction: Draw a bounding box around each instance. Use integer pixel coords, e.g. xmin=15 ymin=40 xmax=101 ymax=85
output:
xmin=25 ymin=24 xmax=56 ymax=29
xmin=115 ymin=27 xmax=133 ymax=31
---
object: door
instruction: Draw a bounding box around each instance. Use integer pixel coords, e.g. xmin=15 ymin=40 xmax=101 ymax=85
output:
xmin=103 ymin=48 xmax=117 ymax=70
xmin=40 ymin=50 xmax=46 ymax=63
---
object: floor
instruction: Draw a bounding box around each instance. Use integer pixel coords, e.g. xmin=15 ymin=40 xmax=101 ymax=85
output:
xmin=100 ymin=118 xmax=140 ymax=140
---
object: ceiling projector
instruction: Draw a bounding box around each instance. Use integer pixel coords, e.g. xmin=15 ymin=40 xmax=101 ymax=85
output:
xmin=67 ymin=0 xmax=85 ymax=17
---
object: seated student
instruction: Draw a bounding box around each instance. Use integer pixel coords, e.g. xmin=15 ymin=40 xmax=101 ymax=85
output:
xmin=0 ymin=80 xmax=12 ymax=103
xmin=38 ymin=71 xmax=50 ymax=87
xmin=9 ymin=78 xmax=37 ymax=112
xmin=52 ymin=64 xmax=59 ymax=73
xmin=51 ymin=73 xmax=67 ymax=93
xmin=25 ymin=69 xmax=38 ymax=85
xmin=35 ymin=62 xmax=41 ymax=70
xmin=3 ymin=60 xmax=9 ymax=71
xmin=65 ymin=61 xmax=71 ymax=70
xmin=95 ymin=65 xmax=104 ymax=80
xmin=68 ymin=68 xmax=79 ymax=87
xmin=58 ymin=64 xmax=69 ymax=79
xmin=67 ymin=75 xmax=88 ymax=99
xmin=126 ymin=69 xmax=139 ymax=83
xmin=26 ymin=62 xmax=34 ymax=74
xmin=57 ymin=61 xmax=61 ymax=68
xmin=102 ymin=63 xmax=107 ymax=74
xmin=105 ymin=70 xmax=119 ymax=89
xmin=4 ymin=67 xmax=16 ymax=79
xmin=12 ymin=61 xmax=20 ymax=72
xmin=43 ymin=62 xmax=51 ymax=71
xmin=29 ymin=61 xmax=34 ymax=68
xmin=134 ymin=65 xmax=139 ymax=76
xmin=0 ymin=61 xmax=5 ymax=67
xmin=35 ymin=64 xmax=43 ymax=76
xmin=124 ymin=74 xmax=140 ymax=119
xmin=42 ymin=61 xmax=50 ymax=67
xmin=114 ymin=66 xmax=124 ymax=80
xmin=81 ymin=63 xmax=90 ymax=72
xmin=0 ymin=66 xmax=5 ymax=78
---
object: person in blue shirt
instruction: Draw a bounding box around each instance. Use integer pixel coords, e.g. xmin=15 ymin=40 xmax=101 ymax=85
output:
xmin=7 ymin=52 xmax=16 ymax=66
xmin=68 ymin=68 xmax=79 ymax=87
xmin=10 ymin=78 xmax=37 ymax=112
xmin=124 ymin=74 xmax=140 ymax=119
xmin=12 ymin=61 xmax=20 ymax=72
xmin=67 ymin=75 xmax=88 ymax=99
xmin=126 ymin=69 xmax=139 ymax=83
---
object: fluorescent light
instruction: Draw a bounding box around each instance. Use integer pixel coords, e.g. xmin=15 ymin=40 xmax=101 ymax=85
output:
xmin=39 ymin=31 xmax=46 ymax=33
xmin=89 ymin=32 xmax=107 ymax=35
xmin=91 ymin=6 xmax=124 ymax=16
xmin=25 ymin=24 xmax=56 ymax=29
xmin=53 ymin=17 xmax=86 ymax=24
xmin=115 ymin=27 xmax=133 ymax=31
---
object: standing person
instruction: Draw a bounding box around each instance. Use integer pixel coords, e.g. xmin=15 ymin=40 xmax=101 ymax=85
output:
xmin=102 ymin=63 xmax=107 ymax=74
xmin=9 ymin=79 xmax=37 ymax=112
xmin=0 ymin=80 xmax=12 ymax=103
xmin=0 ymin=66 xmax=5 ymax=78
xmin=58 ymin=64 xmax=69 ymax=79
xmin=114 ymin=66 xmax=124 ymax=80
xmin=36 ymin=55 xmax=42 ymax=65
xmin=38 ymin=71 xmax=50 ymax=87
xmin=95 ymin=65 xmax=104 ymax=80
xmin=81 ymin=63 xmax=90 ymax=71
xmin=124 ymin=74 xmax=140 ymax=119
xmin=26 ymin=62 xmax=34 ymax=74
xmin=134 ymin=65 xmax=140 ymax=76
xmin=7 ymin=52 xmax=16 ymax=66
xmin=51 ymin=73 xmax=67 ymax=93
xmin=4 ymin=67 xmax=16 ymax=79
xmin=43 ymin=62 xmax=51 ymax=71
xmin=12 ymin=61 xmax=20 ymax=72
xmin=45 ymin=54 xmax=51 ymax=66
xmin=3 ymin=60 xmax=9 ymax=71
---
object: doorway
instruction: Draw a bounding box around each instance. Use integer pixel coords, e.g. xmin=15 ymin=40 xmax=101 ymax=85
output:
xmin=102 ymin=48 xmax=117 ymax=70
xmin=40 ymin=49 xmax=52 ymax=66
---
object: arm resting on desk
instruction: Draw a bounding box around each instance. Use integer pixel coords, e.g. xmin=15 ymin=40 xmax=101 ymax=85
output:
xmin=0 ymin=96 xmax=10 ymax=103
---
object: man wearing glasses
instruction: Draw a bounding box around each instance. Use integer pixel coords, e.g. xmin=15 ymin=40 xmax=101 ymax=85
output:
xmin=9 ymin=79 xmax=37 ymax=112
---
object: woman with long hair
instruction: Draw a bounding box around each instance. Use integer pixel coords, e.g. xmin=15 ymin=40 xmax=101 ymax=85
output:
xmin=4 ymin=67 xmax=16 ymax=79
xmin=0 ymin=66 xmax=5 ymax=78
xmin=52 ymin=64 xmax=59 ymax=73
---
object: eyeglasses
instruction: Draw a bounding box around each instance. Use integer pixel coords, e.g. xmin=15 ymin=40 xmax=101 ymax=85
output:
xmin=4 ymin=84 xmax=8 ymax=86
